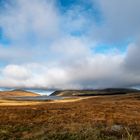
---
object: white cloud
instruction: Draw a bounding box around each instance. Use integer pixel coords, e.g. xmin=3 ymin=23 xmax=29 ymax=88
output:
xmin=50 ymin=36 xmax=91 ymax=60
xmin=93 ymin=0 xmax=140 ymax=42
xmin=0 ymin=53 xmax=125 ymax=89
xmin=124 ymin=41 xmax=140 ymax=74
xmin=2 ymin=65 xmax=31 ymax=80
xmin=0 ymin=0 xmax=60 ymax=41
xmin=0 ymin=0 xmax=140 ymax=89
xmin=0 ymin=50 xmax=140 ymax=89
xmin=0 ymin=63 xmax=70 ymax=89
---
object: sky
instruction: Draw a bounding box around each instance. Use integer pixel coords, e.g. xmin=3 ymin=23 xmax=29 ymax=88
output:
xmin=0 ymin=0 xmax=140 ymax=89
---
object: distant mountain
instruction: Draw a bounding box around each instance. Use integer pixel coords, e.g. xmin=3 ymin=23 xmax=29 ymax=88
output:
xmin=50 ymin=88 xmax=140 ymax=96
xmin=0 ymin=89 xmax=40 ymax=98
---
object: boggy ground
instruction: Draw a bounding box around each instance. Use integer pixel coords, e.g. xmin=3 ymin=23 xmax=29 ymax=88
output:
xmin=0 ymin=93 xmax=140 ymax=140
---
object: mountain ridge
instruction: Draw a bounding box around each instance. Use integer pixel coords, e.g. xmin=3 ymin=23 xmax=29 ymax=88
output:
xmin=50 ymin=88 xmax=140 ymax=96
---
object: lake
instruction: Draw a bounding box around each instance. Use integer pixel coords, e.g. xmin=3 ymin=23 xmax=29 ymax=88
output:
xmin=0 ymin=88 xmax=63 ymax=100
xmin=0 ymin=88 xmax=55 ymax=96
xmin=9 ymin=95 xmax=64 ymax=101
xmin=25 ymin=89 xmax=55 ymax=96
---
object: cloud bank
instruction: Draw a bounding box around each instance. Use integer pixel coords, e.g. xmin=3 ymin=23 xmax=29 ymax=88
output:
xmin=0 ymin=0 xmax=140 ymax=89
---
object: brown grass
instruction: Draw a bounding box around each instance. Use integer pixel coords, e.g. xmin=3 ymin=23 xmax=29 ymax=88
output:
xmin=0 ymin=93 xmax=140 ymax=139
xmin=0 ymin=90 xmax=39 ymax=98
xmin=0 ymin=97 xmax=91 ymax=106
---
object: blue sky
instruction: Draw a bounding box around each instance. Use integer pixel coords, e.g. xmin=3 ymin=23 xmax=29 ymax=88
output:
xmin=0 ymin=0 xmax=140 ymax=89
xmin=0 ymin=0 xmax=128 ymax=54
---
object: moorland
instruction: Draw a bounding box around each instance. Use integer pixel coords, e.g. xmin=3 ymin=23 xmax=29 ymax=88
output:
xmin=0 ymin=89 xmax=140 ymax=140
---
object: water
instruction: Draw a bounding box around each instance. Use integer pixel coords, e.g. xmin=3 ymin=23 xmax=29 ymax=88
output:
xmin=25 ymin=89 xmax=55 ymax=96
xmin=0 ymin=88 xmax=55 ymax=96
xmin=0 ymin=88 xmax=62 ymax=100
xmin=10 ymin=96 xmax=64 ymax=101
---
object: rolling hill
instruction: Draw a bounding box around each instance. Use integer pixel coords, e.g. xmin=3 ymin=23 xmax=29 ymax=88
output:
xmin=51 ymin=88 xmax=140 ymax=96
xmin=0 ymin=89 xmax=39 ymax=98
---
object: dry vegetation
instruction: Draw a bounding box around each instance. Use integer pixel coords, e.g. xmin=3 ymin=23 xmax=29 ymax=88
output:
xmin=0 ymin=90 xmax=39 ymax=98
xmin=0 ymin=93 xmax=140 ymax=139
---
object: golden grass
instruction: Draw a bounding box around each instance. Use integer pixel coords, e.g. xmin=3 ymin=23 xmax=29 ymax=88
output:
xmin=0 ymin=96 xmax=92 ymax=106
xmin=0 ymin=90 xmax=39 ymax=98
xmin=0 ymin=99 xmax=44 ymax=106
xmin=0 ymin=93 xmax=140 ymax=139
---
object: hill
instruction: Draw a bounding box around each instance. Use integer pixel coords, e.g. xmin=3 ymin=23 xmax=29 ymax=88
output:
xmin=0 ymin=89 xmax=39 ymax=98
xmin=51 ymin=88 xmax=140 ymax=96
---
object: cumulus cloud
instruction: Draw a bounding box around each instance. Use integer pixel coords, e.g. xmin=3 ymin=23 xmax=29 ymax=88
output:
xmin=2 ymin=65 xmax=30 ymax=80
xmin=0 ymin=51 xmax=139 ymax=89
xmin=124 ymin=41 xmax=140 ymax=73
xmin=93 ymin=0 xmax=140 ymax=43
xmin=0 ymin=0 xmax=140 ymax=89
xmin=0 ymin=0 xmax=60 ymax=41
xmin=0 ymin=53 xmax=129 ymax=89
xmin=0 ymin=63 xmax=69 ymax=89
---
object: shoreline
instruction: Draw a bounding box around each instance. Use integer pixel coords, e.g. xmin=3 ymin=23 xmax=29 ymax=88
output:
xmin=0 ymin=96 xmax=93 ymax=106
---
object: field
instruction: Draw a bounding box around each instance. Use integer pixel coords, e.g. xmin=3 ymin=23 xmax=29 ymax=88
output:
xmin=0 ymin=93 xmax=140 ymax=140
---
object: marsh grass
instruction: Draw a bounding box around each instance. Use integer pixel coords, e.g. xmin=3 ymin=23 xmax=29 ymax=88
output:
xmin=1 ymin=94 xmax=140 ymax=139
xmin=0 ymin=123 xmax=140 ymax=140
